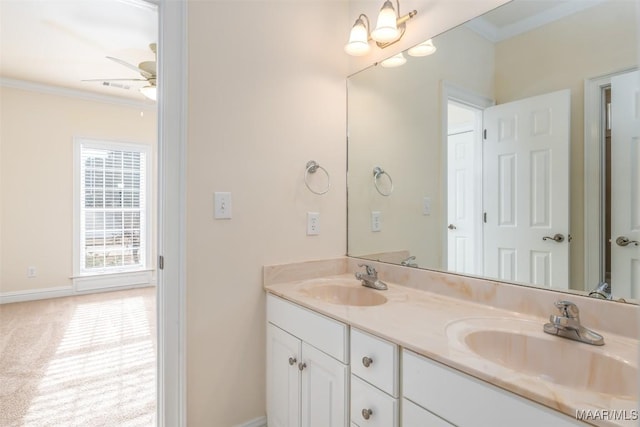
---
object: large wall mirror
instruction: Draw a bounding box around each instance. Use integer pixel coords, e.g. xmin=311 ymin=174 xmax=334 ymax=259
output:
xmin=347 ymin=0 xmax=639 ymax=302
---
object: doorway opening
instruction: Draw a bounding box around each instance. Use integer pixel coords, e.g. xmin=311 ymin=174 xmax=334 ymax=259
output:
xmin=446 ymin=101 xmax=484 ymax=275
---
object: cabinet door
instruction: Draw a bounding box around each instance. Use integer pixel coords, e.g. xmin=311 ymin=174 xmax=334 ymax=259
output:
xmin=267 ymin=323 xmax=301 ymax=427
xmin=301 ymin=342 xmax=349 ymax=427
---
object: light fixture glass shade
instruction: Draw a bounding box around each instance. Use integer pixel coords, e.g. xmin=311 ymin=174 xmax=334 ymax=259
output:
xmin=371 ymin=0 xmax=400 ymax=43
xmin=140 ymin=85 xmax=157 ymax=101
xmin=380 ymin=52 xmax=406 ymax=68
xmin=344 ymin=17 xmax=371 ymax=56
xmin=407 ymin=39 xmax=437 ymax=57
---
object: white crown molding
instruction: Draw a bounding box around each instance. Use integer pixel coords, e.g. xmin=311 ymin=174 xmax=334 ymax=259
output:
xmin=0 ymin=77 xmax=156 ymax=111
xmin=467 ymin=0 xmax=608 ymax=43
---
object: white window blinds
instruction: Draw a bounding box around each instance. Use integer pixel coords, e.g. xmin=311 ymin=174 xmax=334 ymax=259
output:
xmin=79 ymin=141 xmax=148 ymax=273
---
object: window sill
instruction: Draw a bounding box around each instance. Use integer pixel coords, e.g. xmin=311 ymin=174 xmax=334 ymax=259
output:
xmin=72 ymin=269 xmax=154 ymax=292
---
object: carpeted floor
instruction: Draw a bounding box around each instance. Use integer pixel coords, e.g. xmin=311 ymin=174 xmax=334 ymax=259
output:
xmin=0 ymin=287 xmax=157 ymax=427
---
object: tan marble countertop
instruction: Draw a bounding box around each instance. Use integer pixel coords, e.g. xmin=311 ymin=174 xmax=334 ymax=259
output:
xmin=264 ymin=273 xmax=639 ymax=427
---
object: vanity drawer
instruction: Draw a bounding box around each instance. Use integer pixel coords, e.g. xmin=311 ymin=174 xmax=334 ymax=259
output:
xmin=402 ymin=398 xmax=453 ymax=427
xmin=267 ymin=294 xmax=348 ymax=363
xmin=402 ymin=350 xmax=583 ymax=426
xmin=351 ymin=328 xmax=399 ymax=396
xmin=351 ymin=375 xmax=399 ymax=427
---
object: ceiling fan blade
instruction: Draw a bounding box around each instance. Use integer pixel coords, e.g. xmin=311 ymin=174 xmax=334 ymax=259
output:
xmin=106 ymin=56 xmax=153 ymax=79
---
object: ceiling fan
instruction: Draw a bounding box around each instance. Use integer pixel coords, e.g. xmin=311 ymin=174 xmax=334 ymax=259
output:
xmin=84 ymin=43 xmax=157 ymax=101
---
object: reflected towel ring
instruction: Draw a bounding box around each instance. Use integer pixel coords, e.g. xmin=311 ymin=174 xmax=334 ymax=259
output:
xmin=305 ymin=160 xmax=331 ymax=195
xmin=373 ymin=166 xmax=393 ymax=196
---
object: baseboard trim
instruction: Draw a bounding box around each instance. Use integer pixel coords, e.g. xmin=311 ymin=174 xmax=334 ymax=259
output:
xmin=235 ymin=416 xmax=267 ymax=427
xmin=0 ymin=282 xmax=156 ymax=304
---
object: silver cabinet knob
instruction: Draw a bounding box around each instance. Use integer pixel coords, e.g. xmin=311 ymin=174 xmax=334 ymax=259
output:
xmin=362 ymin=356 xmax=373 ymax=368
xmin=362 ymin=408 xmax=373 ymax=420
xmin=447 ymin=224 xmax=457 ymax=230
xmin=288 ymin=357 xmax=297 ymax=366
xmin=616 ymin=236 xmax=639 ymax=247
xmin=542 ymin=233 xmax=565 ymax=243
xmin=298 ymin=362 xmax=307 ymax=371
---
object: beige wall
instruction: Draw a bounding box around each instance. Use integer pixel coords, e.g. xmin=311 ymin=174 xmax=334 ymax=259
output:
xmin=494 ymin=0 xmax=637 ymax=290
xmin=348 ymin=26 xmax=495 ymax=267
xmin=186 ymin=1 xmax=348 ymax=424
xmin=0 ymin=86 xmax=157 ymax=294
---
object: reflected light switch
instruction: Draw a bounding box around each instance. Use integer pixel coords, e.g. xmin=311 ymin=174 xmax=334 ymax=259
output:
xmin=423 ymin=197 xmax=431 ymax=215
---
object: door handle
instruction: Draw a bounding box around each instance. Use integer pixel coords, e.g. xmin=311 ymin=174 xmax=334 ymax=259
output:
xmin=447 ymin=224 xmax=457 ymax=230
xmin=542 ymin=233 xmax=565 ymax=243
xmin=616 ymin=236 xmax=639 ymax=247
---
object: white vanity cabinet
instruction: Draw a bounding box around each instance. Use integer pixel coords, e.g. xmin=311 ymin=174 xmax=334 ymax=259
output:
xmin=267 ymin=294 xmax=349 ymax=427
xmin=350 ymin=328 xmax=399 ymax=427
xmin=402 ymin=350 xmax=584 ymax=427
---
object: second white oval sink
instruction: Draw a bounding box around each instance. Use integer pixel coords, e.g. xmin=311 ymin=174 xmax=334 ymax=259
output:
xmin=447 ymin=317 xmax=638 ymax=399
xmin=464 ymin=329 xmax=637 ymax=397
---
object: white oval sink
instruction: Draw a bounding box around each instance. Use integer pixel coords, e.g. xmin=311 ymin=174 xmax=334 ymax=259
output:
xmin=447 ymin=317 xmax=638 ymax=398
xmin=305 ymin=284 xmax=387 ymax=307
xmin=300 ymin=278 xmax=387 ymax=307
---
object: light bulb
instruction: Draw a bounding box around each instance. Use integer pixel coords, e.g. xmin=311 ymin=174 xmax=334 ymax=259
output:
xmin=344 ymin=17 xmax=371 ymax=56
xmin=372 ymin=0 xmax=400 ymax=43
xmin=408 ymin=39 xmax=437 ymax=57
xmin=380 ymin=52 xmax=406 ymax=68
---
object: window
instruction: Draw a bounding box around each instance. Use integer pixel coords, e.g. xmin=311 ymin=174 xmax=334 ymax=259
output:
xmin=75 ymin=139 xmax=150 ymax=276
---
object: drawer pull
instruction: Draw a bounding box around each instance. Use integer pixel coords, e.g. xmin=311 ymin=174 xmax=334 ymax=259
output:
xmin=362 ymin=356 xmax=373 ymax=368
xmin=288 ymin=357 xmax=297 ymax=366
xmin=361 ymin=408 xmax=373 ymax=420
xmin=298 ymin=362 xmax=307 ymax=371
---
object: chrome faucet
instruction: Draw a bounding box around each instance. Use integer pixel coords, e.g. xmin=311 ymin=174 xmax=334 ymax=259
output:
xmin=355 ymin=263 xmax=388 ymax=290
xmin=543 ymin=300 xmax=604 ymax=346
xmin=400 ymin=255 xmax=418 ymax=267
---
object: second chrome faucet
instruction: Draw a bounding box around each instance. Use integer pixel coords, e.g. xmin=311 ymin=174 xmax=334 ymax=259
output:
xmin=543 ymin=300 xmax=604 ymax=346
xmin=355 ymin=263 xmax=388 ymax=290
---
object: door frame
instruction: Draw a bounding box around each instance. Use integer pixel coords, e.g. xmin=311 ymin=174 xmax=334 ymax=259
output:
xmin=583 ymin=67 xmax=637 ymax=289
xmin=441 ymin=82 xmax=494 ymax=271
xmin=154 ymin=0 xmax=187 ymax=425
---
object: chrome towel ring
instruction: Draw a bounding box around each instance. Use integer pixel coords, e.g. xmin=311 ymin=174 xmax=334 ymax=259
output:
xmin=373 ymin=166 xmax=393 ymax=196
xmin=305 ymin=160 xmax=330 ymax=195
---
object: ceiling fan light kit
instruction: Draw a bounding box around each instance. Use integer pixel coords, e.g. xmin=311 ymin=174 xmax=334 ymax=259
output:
xmin=83 ymin=42 xmax=157 ymax=101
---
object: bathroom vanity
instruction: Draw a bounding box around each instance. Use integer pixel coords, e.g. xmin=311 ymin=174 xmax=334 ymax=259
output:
xmin=264 ymin=258 xmax=638 ymax=427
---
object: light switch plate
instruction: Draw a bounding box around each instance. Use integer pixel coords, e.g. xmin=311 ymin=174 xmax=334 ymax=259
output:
xmin=214 ymin=192 xmax=232 ymax=219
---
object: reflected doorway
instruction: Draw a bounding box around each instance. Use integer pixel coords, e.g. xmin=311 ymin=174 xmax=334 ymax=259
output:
xmin=446 ymin=101 xmax=484 ymax=275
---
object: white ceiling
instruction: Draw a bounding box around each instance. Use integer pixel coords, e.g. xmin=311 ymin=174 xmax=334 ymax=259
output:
xmin=0 ymin=0 xmax=158 ymax=101
xmin=466 ymin=0 xmax=607 ymax=43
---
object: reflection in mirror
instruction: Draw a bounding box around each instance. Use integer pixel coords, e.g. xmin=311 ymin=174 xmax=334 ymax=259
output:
xmin=347 ymin=0 xmax=638 ymax=302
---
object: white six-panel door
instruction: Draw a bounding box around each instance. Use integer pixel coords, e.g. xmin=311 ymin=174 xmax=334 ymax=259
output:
xmin=483 ymin=90 xmax=570 ymax=288
xmin=611 ymin=71 xmax=640 ymax=298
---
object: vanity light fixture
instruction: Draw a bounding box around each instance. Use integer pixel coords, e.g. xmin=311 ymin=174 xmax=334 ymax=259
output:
xmin=380 ymin=52 xmax=407 ymax=68
xmin=407 ymin=39 xmax=437 ymax=57
xmin=344 ymin=0 xmax=417 ymax=56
